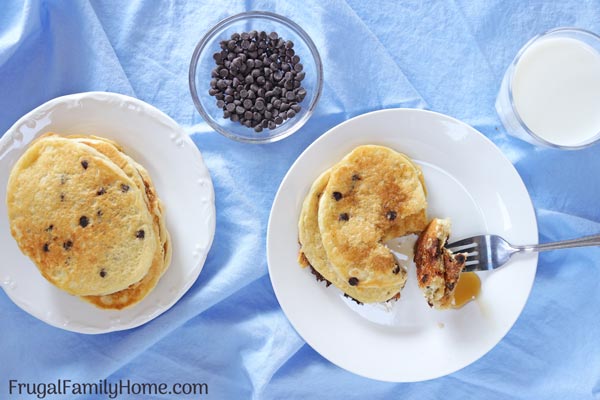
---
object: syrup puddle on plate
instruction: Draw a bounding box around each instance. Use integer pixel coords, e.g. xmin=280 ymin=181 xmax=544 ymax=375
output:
xmin=452 ymin=272 xmax=481 ymax=309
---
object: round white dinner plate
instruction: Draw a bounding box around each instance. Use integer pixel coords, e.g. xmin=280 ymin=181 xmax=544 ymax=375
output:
xmin=267 ymin=108 xmax=538 ymax=382
xmin=0 ymin=92 xmax=216 ymax=334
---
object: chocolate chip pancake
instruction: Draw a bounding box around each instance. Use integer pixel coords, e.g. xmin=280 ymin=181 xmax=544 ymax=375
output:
xmin=299 ymin=169 xmax=408 ymax=303
xmin=68 ymin=136 xmax=171 ymax=309
xmin=7 ymin=134 xmax=157 ymax=296
xmin=311 ymin=145 xmax=427 ymax=303
xmin=67 ymin=135 xmax=168 ymax=259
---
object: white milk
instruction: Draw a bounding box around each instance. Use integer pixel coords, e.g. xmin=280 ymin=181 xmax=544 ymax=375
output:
xmin=512 ymin=36 xmax=600 ymax=146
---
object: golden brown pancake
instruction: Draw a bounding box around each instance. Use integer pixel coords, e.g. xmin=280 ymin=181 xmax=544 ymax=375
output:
xmin=67 ymin=135 xmax=171 ymax=309
xmin=68 ymin=136 xmax=168 ymax=255
xmin=316 ymin=145 xmax=428 ymax=303
xmin=6 ymin=134 xmax=157 ymax=296
xmin=299 ymin=169 xmax=409 ymax=303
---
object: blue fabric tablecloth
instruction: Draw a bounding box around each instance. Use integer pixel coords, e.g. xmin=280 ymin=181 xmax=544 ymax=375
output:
xmin=2 ymin=1 xmax=600 ymax=399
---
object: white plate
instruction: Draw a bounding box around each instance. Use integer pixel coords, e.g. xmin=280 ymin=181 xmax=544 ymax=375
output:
xmin=267 ymin=108 xmax=538 ymax=382
xmin=0 ymin=92 xmax=216 ymax=334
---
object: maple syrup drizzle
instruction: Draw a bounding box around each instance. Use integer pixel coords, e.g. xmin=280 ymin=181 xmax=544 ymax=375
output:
xmin=452 ymin=272 xmax=481 ymax=308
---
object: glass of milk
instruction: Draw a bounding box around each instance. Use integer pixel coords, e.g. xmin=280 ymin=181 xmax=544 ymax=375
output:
xmin=496 ymin=28 xmax=600 ymax=149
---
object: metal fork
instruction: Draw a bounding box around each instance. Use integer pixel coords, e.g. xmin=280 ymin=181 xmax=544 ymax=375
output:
xmin=446 ymin=234 xmax=600 ymax=272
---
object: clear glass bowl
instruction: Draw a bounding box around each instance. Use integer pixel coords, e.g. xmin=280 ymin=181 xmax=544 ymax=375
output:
xmin=189 ymin=11 xmax=323 ymax=144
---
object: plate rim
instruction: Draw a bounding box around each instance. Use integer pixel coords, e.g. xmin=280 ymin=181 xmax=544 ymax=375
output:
xmin=266 ymin=107 xmax=538 ymax=382
xmin=0 ymin=91 xmax=216 ymax=334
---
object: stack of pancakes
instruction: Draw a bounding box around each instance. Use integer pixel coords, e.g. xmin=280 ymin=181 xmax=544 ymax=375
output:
xmin=298 ymin=145 xmax=429 ymax=304
xmin=6 ymin=133 xmax=171 ymax=310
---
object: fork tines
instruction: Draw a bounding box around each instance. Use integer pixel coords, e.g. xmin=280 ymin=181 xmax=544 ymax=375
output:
xmin=446 ymin=238 xmax=480 ymax=267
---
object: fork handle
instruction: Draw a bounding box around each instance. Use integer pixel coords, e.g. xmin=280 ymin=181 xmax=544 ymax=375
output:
xmin=516 ymin=234 xmax=600 ymax=253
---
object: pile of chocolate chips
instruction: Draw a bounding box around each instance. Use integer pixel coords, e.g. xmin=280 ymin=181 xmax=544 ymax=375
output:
xmin=209 ymin=30 xmax=307 ymax=132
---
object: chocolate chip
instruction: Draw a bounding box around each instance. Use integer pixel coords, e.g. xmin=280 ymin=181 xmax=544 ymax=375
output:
xmin=433 ymin=239 xmax=443 ymax=256
xmin=348 ymin=277 xmax=359 ymax=286
xmin=96 ymin=187 xmax=106 ymax=196
xmin=97 ymin=210 xmax=103 ymax=217
xmin=79 ymin=216 xmax=89 ymax=228
xmin=421 ymin=274 xmax=429 ymax=284
xmin=99 ymin=269 xmax=106 ymax=278
xmin=60 ymin=193 xmax=65 ymax=202
xmin=81 ymin=160 xmax=88 ymax=169
xmin=446 ymin=282 xmax=456 ymax=291
xmin=455 ymin=254 xmax=466 ymax=263
xmin=136 ymin=230 xmax=145 ymax=239
xmin=339 ymin=213 xmax=349 ymax=221
xmin=45 ymin=225 xmax=54 ymax=232
xmin=120 ymin=184 xmax=130 ymax=193
xmin=393 ymin=265 xmax=401 ymax=274
xmin=332 ymin=191 xmax=343 ymax=201
xmin=209 ymin=31 xmax=306 ymax=132
xmin=43 ymin=243 xmax=50 ymax=252
xmin=352 ymin=174 xmax=361 ymax=181
xmin=386 ymin=211 xmax=397 ymax=221
xmin=63 ymin=240 xmax=73 ymax=250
